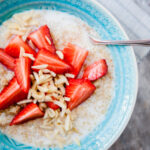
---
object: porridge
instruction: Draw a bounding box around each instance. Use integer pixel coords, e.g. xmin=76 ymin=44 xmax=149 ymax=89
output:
xmin=0 ymin=10 xmax=114 ymax=148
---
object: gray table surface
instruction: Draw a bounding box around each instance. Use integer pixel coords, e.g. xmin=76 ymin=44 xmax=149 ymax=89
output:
xmin=96 ymin=0 xmax=150 ymax=150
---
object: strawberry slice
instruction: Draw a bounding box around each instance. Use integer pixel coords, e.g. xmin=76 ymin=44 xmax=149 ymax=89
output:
xmin=62 ymin=43 xmax=88 ymax=77
xmin=0 ymin=77 xmax=27 ymax=110
xmin=5 ymin=35 xmax=36 ymax=58
xmin=32 ymin=49 xmax=72 ymax=74
xmin=15 ymin=57 xmax=31 ymax=93
xmin=46 ymin=97 xmax=60 ymax=110
xmin=0 ymin=48 xmax=15 ymax=70
xmin=46 ymin=102 xmax=59 ymax=110
xmin=27 ymin=25 xmax=56 ymax=54
xmin=66 ymin=79 xmax=96 ymax=110
xmin=83 ymin=59 xmax=108 ymax=81
xmin=10 ymin=103 xmax=44 ymax=126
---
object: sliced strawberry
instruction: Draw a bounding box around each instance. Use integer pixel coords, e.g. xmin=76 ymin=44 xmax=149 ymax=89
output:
xmin=46 ymin=97 xmax=60 ymax=110
xmin=66 ymin=79 xmax=96 ymax=110
xmin=62 ymin=43 xmax=88 ymax=77
xmin=0 ymin=78 xmax=27 ymax=110
xmin=83 ymin=59 xmax=108 ymax=81
xmin=32 ymin=49 xmax=72 ymax=74
xmin=46 ymin=102 xmax=59 ymax=110
xmin=27 ymin=25 xmax=56 ymax=54
xmin=15 ymin=57 xmax=31 ymax=93
xmin=10 ymin=103 xmax=44 ymax=126
xmin=0 ymin=48 xmax=15 ymax=70
xmin=5 ymin=35 xmax=36 ymax=58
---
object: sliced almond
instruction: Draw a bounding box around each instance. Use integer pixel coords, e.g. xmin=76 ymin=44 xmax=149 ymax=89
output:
xmin=23 ymin=53 xmax=35 ymax=61
xmin=55 ymin=75 xmax=69 ymax=85
xmin=20 ymin=47 xmax=25 ymax=57
xmin=17 ymin=99 xmax=33 ymax=105
xmin=56 ymin=51 xmax=64 ymax=60
xmin=65 ymin=114 xmax=71 ymax=131
xmin=33 ymin=72 xmax=39 ymax=83
xmin=64 ymin=97 xmax=70 ymax=102
xmin=65 ymin=73 xmax=75 ymax=78
xmin=32 ymin=64 xmax=48 ymax=70
xmin=27 ymin=89 xmax=32 ymax=99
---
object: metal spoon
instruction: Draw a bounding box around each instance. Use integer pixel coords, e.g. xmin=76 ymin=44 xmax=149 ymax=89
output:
xmin=89 ymin=35 xmax=150 ymax=46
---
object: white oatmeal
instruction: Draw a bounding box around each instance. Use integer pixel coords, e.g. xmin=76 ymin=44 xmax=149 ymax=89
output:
xmin=0 ymin=10 xmax=114 ymax=148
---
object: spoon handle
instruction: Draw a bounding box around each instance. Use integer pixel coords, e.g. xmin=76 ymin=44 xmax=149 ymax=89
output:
xmin=90 ymin=36 xmax=150 ymax=46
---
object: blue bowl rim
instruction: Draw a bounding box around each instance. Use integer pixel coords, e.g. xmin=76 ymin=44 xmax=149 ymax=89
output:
xmin=92 ymin=0 xmax=138 ymax=149
xmin=0 ymin=0 xmax=138 ymax=149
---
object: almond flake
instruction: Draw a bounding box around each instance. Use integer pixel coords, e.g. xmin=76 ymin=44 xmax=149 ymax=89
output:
xmin=55 ymin=75 xmax=69 ymax=85
xmin=33 ymin=72 xmax=39 ymax=83
xmin=47 ymin=85 xmax=57 ymax=93
xmin=38 ymin=70 xmax=43 ymax=76
xmin=37 ymin=85 xmax=49 ymax=93
xmin=32 ymin=64 xmax=48 ymax=70
xmin=65 ymin=73 xmax=75 ymax=78
xmin=42 ymin=69 xmax=51 ymax=74
xmin=23 ymin=53 xmax=35 ymax=61
xmin=65 ymin=114 xmax=71 ymax=131
xmin=38 ymin=74 xmax=51 ymax=84
xmin=20 ymin=47 xmax=25 ymax=57
xmin=64 ymin=97 xmax=70 ymax=102
xmin=27 ymin=89 xmax=32 ymax=99
xmin=54 ymin=101 xmax=66 ymax=110
xmin=56 ymin=51 xmax=64 ymax=60
xmin=49 ymin=70 xmax=56 ymax=77
xmin=45 ymin=95 xmax=53 ymax=101
xmin=17 ymin=99 xmax=33 ymax=105
xmin=31 ymin=91 xmax=45 ymax=100
xmin=44 ymin=108 xmax=55 ymax=118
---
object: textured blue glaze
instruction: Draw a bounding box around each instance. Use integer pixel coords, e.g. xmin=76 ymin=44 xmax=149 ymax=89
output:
xmin=0 ymin=0 xmax=138 ymax=150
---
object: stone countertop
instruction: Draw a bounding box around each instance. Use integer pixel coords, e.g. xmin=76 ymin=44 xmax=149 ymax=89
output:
xmin=97 ymin=0 xmax=150 ymax=150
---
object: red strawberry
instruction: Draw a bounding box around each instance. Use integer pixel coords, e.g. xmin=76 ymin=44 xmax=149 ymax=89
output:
xmin=83 ymin=59 xmax=108 ymax=81
xmin=66 ymin=79 xmax=96 ymax=110
xmin=27 ymin=25 xmax=56 ymax=54
xmin=46 ymin=97 xmax=60 ymax=110
xmin=0 ymin=78 xmax=27 ymax=110
xmin=15 ymin=57 xmax=31 ymax=93
xmin=32 ymin=49 xmax=72 ymax=74
xmin=5 ymin=35 xmax=36 ymax=58
xmin=0 ymin=48 xmax=15 ymax=70
xmin=10 ymin=103 xmax=44 ymax=125
xmin=62 ymin=43 xmax=88 ymax=77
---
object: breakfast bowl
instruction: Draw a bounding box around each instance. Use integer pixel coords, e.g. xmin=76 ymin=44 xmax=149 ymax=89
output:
xmin=0 ymin=0 xmax=138 ymax=150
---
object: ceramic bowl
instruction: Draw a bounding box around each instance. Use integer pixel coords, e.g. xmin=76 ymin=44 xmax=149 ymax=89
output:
xmin=0 ymin=0 xmax=138 ymax=149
